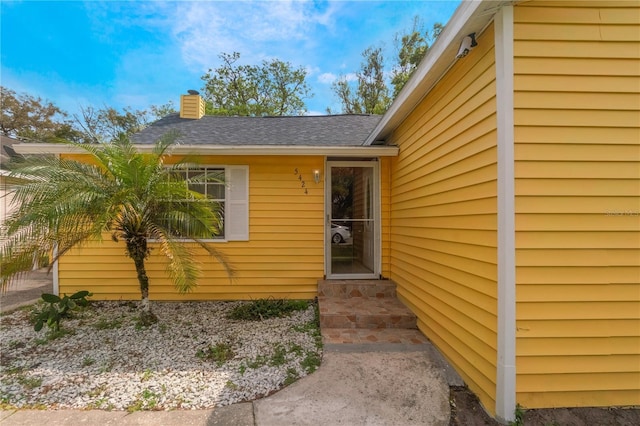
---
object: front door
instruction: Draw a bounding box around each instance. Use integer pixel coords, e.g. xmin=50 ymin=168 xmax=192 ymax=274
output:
xmin=326 ymin=161 xmax=379 ymax=279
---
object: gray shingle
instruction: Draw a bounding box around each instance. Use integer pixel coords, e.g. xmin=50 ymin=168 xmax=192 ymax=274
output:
xmin=132 ymin=114 xmax=382 ymax=146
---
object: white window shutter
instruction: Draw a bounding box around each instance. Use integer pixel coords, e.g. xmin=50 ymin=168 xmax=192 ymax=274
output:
xmin=226 ymin=166 xmax=249 ymax=241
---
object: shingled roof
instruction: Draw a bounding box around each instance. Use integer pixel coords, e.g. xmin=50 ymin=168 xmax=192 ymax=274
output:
xmin=132 ymin=114 xmax=382 ymax=147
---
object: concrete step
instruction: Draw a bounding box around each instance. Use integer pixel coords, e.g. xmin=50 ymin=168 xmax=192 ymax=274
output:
xmin=318 ymin=296 xmax=417 ymax=330
xmin=321 ymin=327 xmax=429 ymax=346
xmin=317 ymin=279 xmax=396 ymax=299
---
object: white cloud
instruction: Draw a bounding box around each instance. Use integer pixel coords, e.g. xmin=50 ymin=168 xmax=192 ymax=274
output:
xmin=343 ymin=73 xmax=358 ymax=82
xmin=169 ymin=1 xmax=340 ymax=71
xmin=317 ymin=73 xmax=336 ymax=84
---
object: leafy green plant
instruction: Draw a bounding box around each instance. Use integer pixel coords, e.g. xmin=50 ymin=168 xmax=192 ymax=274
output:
xmin=196 ymin=342 xmax=235 ymax=366
xmin=32 ymin=291 xmax=91 ymax=332
xmin=300 ymin=351 xmax=321 ymax=374
xmin=141 ymin=369 xmax=153 ymax=382
xmin=245 ymin=355 xmax=268 ymax=369
xmin=227 ymin=298 xmax=309 ymax=321
xmin=225 ymin=380 xmax=239 ymax=390
xmin=269 ymin=344 xmax=288 ymax=366
xmin=292 ymin=300 xmax=323 ymax=350
xmin=284 ymin=368 xmax=299 ymax=386
xmin=16 ymin=375 xmax=42 ymax=389
xmin=127 ymin=388 xmax=159 ymax=412
xmin=93 ymin=318 xmax=122 ymax=330
xmin=508 ymin=404 xmax=525 ymax=426
xmin=34 ymin=328 xmax=74 ymax=344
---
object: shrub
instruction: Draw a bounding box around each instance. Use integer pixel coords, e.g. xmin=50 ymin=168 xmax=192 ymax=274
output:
xmin=227 ymin=298 xmax=309 ymax=321
xmin=32 ymin=291 xmax=92 ymax=332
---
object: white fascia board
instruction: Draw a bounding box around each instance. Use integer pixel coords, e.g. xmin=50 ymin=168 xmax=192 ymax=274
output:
xmin=12 ymin=144 xmax=399 ymax=157
xmin=495 ymin=4 xmax=516 ymax=423
xmin=364 ymin=0 xmax=484 ymax=145
xmin=365 ymin=0 xmax=514 ymax=146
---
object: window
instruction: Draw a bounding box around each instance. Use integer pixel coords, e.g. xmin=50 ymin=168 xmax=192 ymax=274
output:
xmin=175 ymin=165 xmax=249 ymax=241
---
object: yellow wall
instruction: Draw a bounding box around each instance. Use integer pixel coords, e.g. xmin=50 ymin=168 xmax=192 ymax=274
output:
xmin=59 ymin=155 xmax=326 ymax=300
xmin=387 ymin=26 xmax=499 ymax=413
xmin=513 ymin=1 xmax=640 ymax=408
xmin=57 ymin=154 xmax=393 ymax=301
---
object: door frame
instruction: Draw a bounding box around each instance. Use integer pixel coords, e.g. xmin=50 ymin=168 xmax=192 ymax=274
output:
xmin=325 ymin=160 xmax=381 ymax=279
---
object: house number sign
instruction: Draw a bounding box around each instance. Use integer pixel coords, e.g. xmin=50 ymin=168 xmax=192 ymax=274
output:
xmin=293 ymin=168 xmax=308 ymax=194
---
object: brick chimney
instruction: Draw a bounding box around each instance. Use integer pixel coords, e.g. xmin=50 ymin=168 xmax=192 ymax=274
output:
xmin=180 ymin=90 xmax=205 ymax=119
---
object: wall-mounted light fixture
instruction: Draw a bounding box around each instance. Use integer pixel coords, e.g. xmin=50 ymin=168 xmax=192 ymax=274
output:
xmin=456 ymin=33 xmax=478 ymax=59
xmin=313 ymin=170 xmax=321 ymax=184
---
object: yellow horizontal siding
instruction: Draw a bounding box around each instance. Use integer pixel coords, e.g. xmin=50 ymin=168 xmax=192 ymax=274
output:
xmin=388 ymin=25 xmax=499 ymax=414
xmin=518 ymin=284 xmax=640 ymax=301
xmin=516 ymin=214 xmax=640 ymax=230
xmin=516 ymin=389 xmax=640 ymax=410
xmin=518 ymin=337 xmax=640 ymax=357
xmin=516 ymin=319 xmax=640 ymax=339
xmin=514 ymin=0 xmax=640 ymax=409
xmin=515 ymin=57 xmax=640 ymax=76
xmin=516 ymin=143 xmax=640 ymax=161
xmin=518 ymin=355 xmax=640 ymax=375
xmin=517 ymin=266 xmax=640 ymax=284
xmin=515 ymin=126 xmax=640 ymax=145
xmin=58 ymin=155 xmax=326 ymax=300
xmin=516 ymin=249 xmax=639 ymax=267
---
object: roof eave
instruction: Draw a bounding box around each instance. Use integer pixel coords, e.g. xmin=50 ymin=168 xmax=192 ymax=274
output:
xmin=365 ymin=0 xmax=511 ymax=145
xmin=12 ymin=143 xmax=399 ymax=157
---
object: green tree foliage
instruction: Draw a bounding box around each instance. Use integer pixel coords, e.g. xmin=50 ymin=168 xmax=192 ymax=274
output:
xmin=0 ymin=86 xmax=77 ymax=142
xmin=330 ymin=18 xmax=443 ymax=114
xmin=72 ymin=102 xmax=178 ymax=144
xmin=201 ymin=52 xmax=312 ymax=116
xmin=1 ymin=86 xmax=177 ymax=144
xmin=331 ymin=46 xmax=391 ymax=115
xmin=0 ymin=133 xmax=232 ymax=323
xmin=73 ymin=105 xmax=151 ymax=144
xmin=391 ymin=18 xmax=444 ymax=97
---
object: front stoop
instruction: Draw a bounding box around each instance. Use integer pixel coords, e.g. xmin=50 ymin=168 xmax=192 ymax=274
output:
xmin=318 ymin=280 xmax=428 ymax=346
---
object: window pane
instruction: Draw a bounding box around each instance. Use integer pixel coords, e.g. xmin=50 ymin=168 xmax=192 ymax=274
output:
xmin=190 ymin=183 xmax=206 ymax=195
xmin=171 ymin=167 xmax=227 ymax=239
xmin=208 ymin=184 xmax=225 ymax=200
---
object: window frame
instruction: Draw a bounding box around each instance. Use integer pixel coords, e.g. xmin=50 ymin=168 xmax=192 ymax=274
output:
xmin=168 ymin=164 xmax=249 ymax=243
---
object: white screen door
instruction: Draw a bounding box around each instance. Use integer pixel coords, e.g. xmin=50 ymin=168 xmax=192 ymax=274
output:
xmin=326 ymin=161 xmax=379 ymax=279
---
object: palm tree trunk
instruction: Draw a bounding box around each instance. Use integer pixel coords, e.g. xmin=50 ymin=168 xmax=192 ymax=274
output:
xmin=127 ymin=238 xmax=157 ymax=325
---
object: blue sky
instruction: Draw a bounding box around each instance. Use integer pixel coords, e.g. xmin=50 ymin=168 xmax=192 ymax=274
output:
xmin=1 ymin=1 xmax=460 ymax=117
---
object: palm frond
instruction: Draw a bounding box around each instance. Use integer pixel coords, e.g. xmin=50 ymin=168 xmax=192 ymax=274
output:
xmin=1 ymin=131 xmax=233 ymax=295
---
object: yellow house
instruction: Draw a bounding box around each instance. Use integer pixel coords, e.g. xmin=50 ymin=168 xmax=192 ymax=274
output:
xmin=0 ymin=136 xmax=16 ymax=226
xmin=362 ymin=0 xmax=640 ymax=421
xmin=16 ymin=111 xmax=398 ymax=301
xmin=11 ymin=0 xmax=639 ymax=422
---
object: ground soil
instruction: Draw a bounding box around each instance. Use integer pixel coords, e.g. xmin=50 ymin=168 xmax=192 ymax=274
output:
xmin=448 ymin=386 xmax=640 ymax=426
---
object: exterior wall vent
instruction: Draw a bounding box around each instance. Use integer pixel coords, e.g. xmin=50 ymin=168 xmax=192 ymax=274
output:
xmin=180 ymin=93 xmax=205 ymax=119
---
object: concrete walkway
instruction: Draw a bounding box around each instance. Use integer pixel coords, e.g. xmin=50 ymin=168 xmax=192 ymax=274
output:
xmin=0 ymin=272 xmax=461 ymax=426
xmin=0 ymin=268 xmax=53 ymax=313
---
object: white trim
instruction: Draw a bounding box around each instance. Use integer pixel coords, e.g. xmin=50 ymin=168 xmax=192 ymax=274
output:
xmin=365 ymin=1 xmax=518 ymax=146
xmin=495 ymin=4 xmax=516 ymax=423
xmin=12 ymin=143 xmax=399 ymax=157
xmin=226 ymin=165 xmax=249 ymax=241
xmin=53 ymin=152 xmax=60 ymax=296
xmin=364 ymin=0 xmax=485 ymax=145
xmin=52 ymin=244 xmax=59 ymax=296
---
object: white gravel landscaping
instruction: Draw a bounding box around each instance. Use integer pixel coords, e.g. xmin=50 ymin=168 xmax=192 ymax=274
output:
xmin=0 ymin=300 xmax=322 ymax=411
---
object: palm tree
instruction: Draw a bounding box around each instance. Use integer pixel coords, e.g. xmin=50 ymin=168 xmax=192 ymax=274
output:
xmin=0 ymin=132 xmax=232 ymax=324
